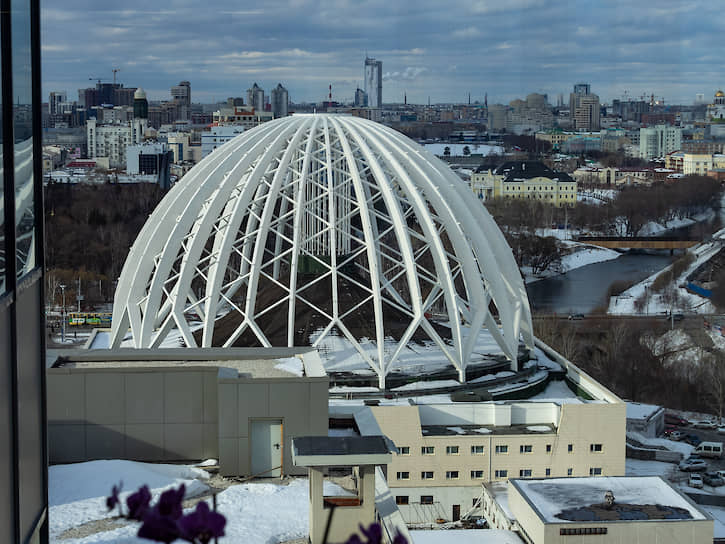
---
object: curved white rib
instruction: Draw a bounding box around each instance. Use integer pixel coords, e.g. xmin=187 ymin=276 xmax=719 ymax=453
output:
xmin=110 ymin=114 xmax=534 ymax=387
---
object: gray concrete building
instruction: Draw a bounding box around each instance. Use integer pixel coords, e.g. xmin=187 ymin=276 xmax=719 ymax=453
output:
xmin=47 ymin=348 xmax=329 ymax=478
xmin=271 ymin=83 xmax=289 ymax=118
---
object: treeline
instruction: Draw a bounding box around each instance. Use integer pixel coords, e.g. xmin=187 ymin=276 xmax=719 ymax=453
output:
xmin=536 ymin=318 xmax=725 ymax=415
xmin=614 ymin=175 xmax=721 ymax=236
xmin=486 ymin=175 xmax=722 ymax=237
xmin=45 ymin=182 xmax=164 ymax=307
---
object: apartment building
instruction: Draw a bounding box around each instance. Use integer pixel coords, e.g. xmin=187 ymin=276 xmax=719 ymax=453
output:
xmin=86 ymin=117 xmax=147 ymax=168
xmin=639 ymin=125 xmax=682 ymax=159
xmin=212 ymin=106 xmax=274 ymax=128
xmin=470 ymin=160 xmax=577 ymax=207
xmin=357 ymin=394 xmax=625 ymax=524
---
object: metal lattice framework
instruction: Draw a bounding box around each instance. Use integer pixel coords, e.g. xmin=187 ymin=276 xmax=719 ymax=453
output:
xmin=110 ymin=114 xmax=534 ymax=387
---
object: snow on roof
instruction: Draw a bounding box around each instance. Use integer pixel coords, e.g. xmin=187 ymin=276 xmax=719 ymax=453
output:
xmin=626 ymin=402 xmax=662 ymax=421
xmin=512 ymin=476 xmax=707 ymax=523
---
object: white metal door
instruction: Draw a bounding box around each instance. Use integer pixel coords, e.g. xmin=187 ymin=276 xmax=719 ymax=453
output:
xmin=251 ymin=419 xmax=282 ymax=477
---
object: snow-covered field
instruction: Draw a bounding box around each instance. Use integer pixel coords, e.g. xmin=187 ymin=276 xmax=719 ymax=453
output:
xmin=49 ymin=460 xmax=350 ymax=544
xmin=524 ymin=237 xmax=621 ymax=284
xmin=423 ymin=143 xmax=503 ymax=157
xmin=608 ymin=236 xmax=722 ymax=315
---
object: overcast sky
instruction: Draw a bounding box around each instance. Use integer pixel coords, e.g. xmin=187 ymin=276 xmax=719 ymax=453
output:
xmin=41 ymin=0 xmax=724 ymax=106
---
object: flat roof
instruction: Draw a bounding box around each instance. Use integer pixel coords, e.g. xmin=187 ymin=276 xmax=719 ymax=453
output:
xmin=511 ymin=477 xmax=708 ymax=523
xmin=50 ymin=348 xmax=327 ymax=379
xmin=292 ymin=436 xmax=396 ymax=466
xmin=421 ymin=423 xmax=555 ymax=437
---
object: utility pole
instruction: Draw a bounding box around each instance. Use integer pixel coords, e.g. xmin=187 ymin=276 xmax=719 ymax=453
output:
xmin=77 ymin=277 xmax=82 ymax=312
xmin=60 ymin=284 xmax=66 ymax=343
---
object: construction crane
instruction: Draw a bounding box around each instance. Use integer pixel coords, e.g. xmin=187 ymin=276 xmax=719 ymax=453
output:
xmin=112 ymin=68 xmax=121 ymax=85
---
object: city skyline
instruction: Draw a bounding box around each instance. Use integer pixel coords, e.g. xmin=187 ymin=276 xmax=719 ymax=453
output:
xmin=43 ymin=0 xmax=724 ymax=105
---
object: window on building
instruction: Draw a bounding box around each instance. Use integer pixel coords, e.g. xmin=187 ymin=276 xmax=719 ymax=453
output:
xmin=545 ymin=468 xmax=551 ymax=476
xmin=495 ymin=470 xmax=508 ymax=478
xmin=520 ymin=445 xmax=532 ymax=453
xmin=470 ymin=470 xmax=484 ymax=479
xmin=396 ymin=472 xmax=410 ymax=480
xmin=495 ymin=445 xmax=508 ymax=454
xmin=568 ymin=444 xmax=573 ymax=453
xmin=567 ymin=468 xmax=573 ymax=476
xmin=446 ymin=471 xmax=459 ymax=480
xmin=446 ymin=445 xmax=459 ymax=455
xmin=421 ymin=446 xmax=435 ymax=455
xmin=590 ymin=443 xmax=603 ymax=453
xmin=398 ymin=446 xmax=410 ymax=455
xmin=421 ymin=471 xmax=434 ymax=480
xmin=590 ymin=467 xmax=602 ymax=476
xmin=519 ymin=469 xmax=532 ymax=477
xmin=420 ymin=496 xmax=434 ymax=505
xmin=546 ymin=444 xmax=552 ymax=453
xmin=396 ymin=496 xmax=409 ymax=505
xmin=471 ymin=445 xmax=484 ymax=455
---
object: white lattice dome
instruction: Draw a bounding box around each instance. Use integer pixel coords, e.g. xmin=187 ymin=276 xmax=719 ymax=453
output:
xmin=110 ymin=114 xmax=533 ymax=387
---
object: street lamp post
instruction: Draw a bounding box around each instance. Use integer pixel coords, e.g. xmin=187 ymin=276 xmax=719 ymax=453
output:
xmin=60 ymin=283 xmax=66 ymax=343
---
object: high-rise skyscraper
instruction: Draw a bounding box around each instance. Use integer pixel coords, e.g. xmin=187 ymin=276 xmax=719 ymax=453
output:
xmin=364 ymin=57 xmax=382 ymax=108
xmin=271 ymin=83 xmax=289 ymax=118
xmin=569 ymin=83 xmax=600 ymax=131
xmin=170 ymin=81 xmax=191 ymax=120
xmin=247 ymin=83 xmax=265 ymax=113
xmin=354 ymin=87 xmax=368 ymax=107
xmin=49 ymin=91 xmax=67 ymax=114
xmin=133 ymin=87 xmax=148 ymax=119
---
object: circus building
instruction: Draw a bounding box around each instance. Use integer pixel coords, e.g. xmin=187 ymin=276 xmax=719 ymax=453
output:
xmin=109 ymin=114 xmax=534 ymax=388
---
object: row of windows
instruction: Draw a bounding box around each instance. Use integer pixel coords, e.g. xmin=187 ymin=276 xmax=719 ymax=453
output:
xmin=396 ymin=470 xmax=487 ymax=480
xmin=396 ymin=467 xmax=605 ymax=480
xmin=399 ymin=443 xmax=603 ymax=456
xmin=504 ymin=185 xmax=576 ymax=191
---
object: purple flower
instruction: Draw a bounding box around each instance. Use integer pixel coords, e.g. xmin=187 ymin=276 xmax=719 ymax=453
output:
xmin=106 ymin=482 xmax=122 ymax=512
xmin=126 ymin=485 xmax=152 ymax=521
xmin=392 ymin=532 xmax=408 ymax=544
xmin=178 ymin=501 xmax=226 ymax=544
xmin=359 ymin=522 xmax=383 ymax=544
xmin=137 ymin=507 xmax=181 ymax=544
xmin=156 ymin=484 xmax=185 ymax=520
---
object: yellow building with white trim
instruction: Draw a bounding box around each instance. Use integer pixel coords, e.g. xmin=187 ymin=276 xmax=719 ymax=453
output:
xmin=471 ymin=161 xmax=577 ymax=207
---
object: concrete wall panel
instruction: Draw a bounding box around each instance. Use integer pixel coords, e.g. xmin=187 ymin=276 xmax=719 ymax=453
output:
xmin=47 ymin=373 xmax=84 ymax=422
xmin=203 ymin=371 xmax=218 ymax=423
xmin=86 ymin=424 xmax=125 ymax=459
xmin=164 ymin=423 xmax=204 ymax=459
xmin=202 ymin=423 xmax=217 ymax=460
xmin=125 ymin=424 xmax=165 ymax=460
xmin=237 ymin=383 xmax=270 ymax=433
xmin=85 ymin=374 xmax=124 ymax=424
xmin=218 ymin=438 xmax=238 ymax=477
xmin=217 ymin=383 xmax=238 ymax=439
xmin=125 ymin=373 xmax=164 ymax=424
xmin=164 ymin=372 xmax=203 ymax=424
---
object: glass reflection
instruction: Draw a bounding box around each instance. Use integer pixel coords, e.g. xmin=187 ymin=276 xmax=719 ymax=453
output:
xmin=12 ymin=0 xmax=35 ymax=278
xmin=0 ymin=15 xmax=4 ymax=292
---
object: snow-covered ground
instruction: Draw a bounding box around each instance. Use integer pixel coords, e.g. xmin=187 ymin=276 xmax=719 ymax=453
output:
xmin=423 ymin=143 xmax=503 ymax=157
xmin=523 ymin=237 xmax=621 ymax=284
xmin=608 ymin=236 xmax=722 ymax=315
xmin=49 ymin=460 xmax=352 ymax=544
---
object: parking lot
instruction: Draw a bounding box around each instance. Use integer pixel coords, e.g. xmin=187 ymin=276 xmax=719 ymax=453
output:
xmin=668 ymin=422 xmax=725 ymax=488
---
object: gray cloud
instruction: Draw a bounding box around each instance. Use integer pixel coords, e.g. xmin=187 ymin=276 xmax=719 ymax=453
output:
xmin=41 ymin=0 xmax=725 ymax=105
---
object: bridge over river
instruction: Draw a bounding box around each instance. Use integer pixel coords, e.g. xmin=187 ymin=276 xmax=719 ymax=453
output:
xmin=575 ymin=236 xmax=699 ymax=250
